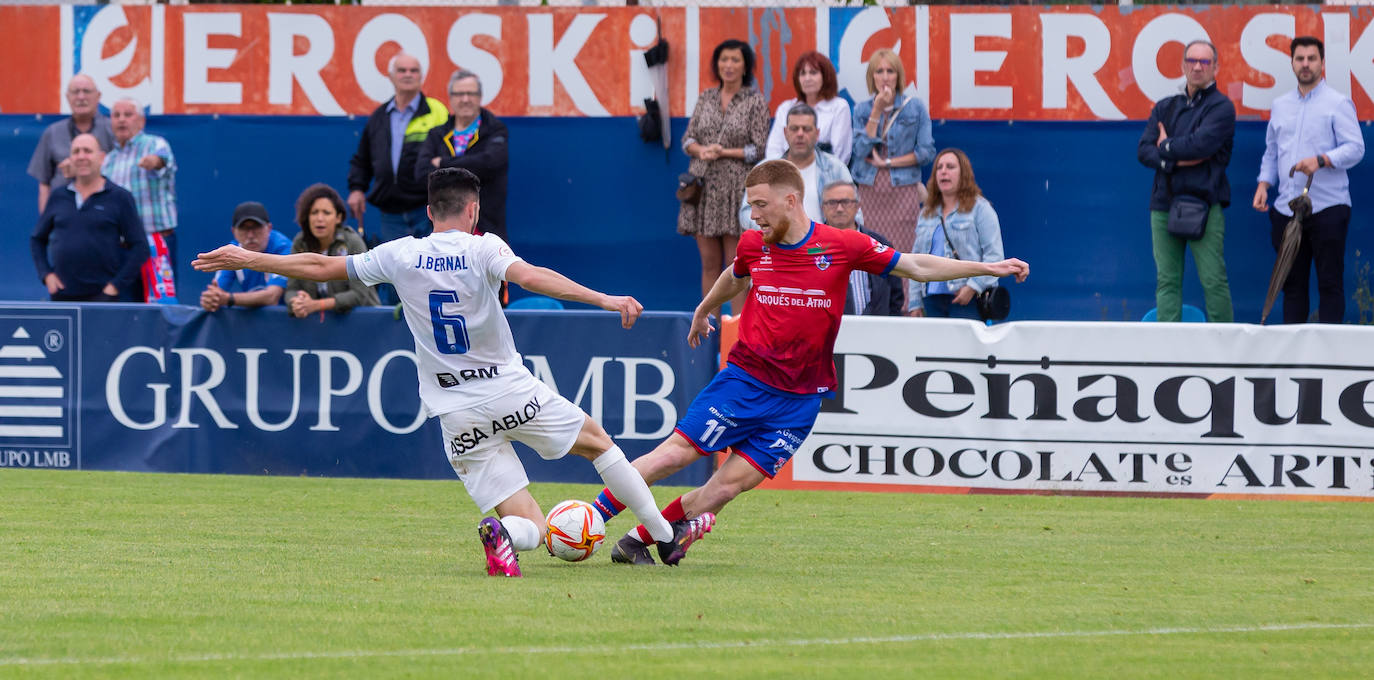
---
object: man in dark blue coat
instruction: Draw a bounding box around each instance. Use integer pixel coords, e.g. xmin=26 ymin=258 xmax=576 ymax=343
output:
xmin=1137 ymin=40 xmax=1235 ymax=323
xmin=31 ymin=134 xmax=147 ymax=302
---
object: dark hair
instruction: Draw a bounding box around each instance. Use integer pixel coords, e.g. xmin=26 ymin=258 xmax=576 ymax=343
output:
xmin=1291 ymin=36 xmax=1324 ymax=60
xmin=428 ymin=167 xmax=481 ymax=220
xmin=294 ymin=183 xmax=347 ymax=253
xmin=711 ymin=39 xmax=755 ymax=88
xmin=791 ymin=51 xmax=838 ymax=101
xmin=785 ymin=102 xmax=817 ymax=126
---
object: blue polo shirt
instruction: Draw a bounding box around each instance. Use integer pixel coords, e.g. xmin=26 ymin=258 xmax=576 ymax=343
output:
xmin=213 ymin=230 xmax=293 ymax=296
xmin=30 ymin=178 xmax=148 ymax=298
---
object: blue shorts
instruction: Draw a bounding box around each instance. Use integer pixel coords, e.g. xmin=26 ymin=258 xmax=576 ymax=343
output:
xmin=674 ymin=365 xmax=822 ymax=478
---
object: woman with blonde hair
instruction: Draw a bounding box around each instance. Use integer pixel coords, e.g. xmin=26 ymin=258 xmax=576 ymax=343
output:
xmin=906 ymin=149 xmax=1005 ymax=319
xmin=850 ymin=49 xmax=935 ymax=254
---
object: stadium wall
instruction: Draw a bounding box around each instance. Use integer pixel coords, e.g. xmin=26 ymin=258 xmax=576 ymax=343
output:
xmin=3 ymin=3 xmax=1374 ymax=320
xmin=4 ymin=114 xmax=1374 ymax=322
xmin=0 ymin=303 xmax=718 ymax=487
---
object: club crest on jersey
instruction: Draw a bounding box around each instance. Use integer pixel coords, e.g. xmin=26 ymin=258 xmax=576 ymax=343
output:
xmin=814 ymin=253 xmax=831 ymax=270
xmin=871 ymin=240 xmax=889 ymax=254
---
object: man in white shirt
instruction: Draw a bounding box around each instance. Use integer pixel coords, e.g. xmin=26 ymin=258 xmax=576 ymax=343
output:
xmin=739 ymin=103 xmax=853 ymax=230
xmin=194 ymin=168 xmax=711 ymax=577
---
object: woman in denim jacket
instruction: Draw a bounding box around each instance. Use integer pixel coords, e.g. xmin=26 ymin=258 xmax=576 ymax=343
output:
xmin=906 ymin=149 xmax=1004 ymax=319
xmin=850 ymin=49 xmax=936 ymax=254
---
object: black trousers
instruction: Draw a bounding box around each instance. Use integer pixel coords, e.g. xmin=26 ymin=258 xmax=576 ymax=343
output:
xmin=1269 ymin=204 xmax=1351 ymax=324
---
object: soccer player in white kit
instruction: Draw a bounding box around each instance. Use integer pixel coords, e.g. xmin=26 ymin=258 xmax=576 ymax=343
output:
xmin=194 ymin=168 xmax=711 ymax=576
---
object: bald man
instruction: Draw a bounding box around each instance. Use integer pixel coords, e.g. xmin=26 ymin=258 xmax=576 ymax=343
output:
xmin=28 ymin=74 xmax=116 ymax=213
xmin=103 ymin=98 xmax=179 ymax=300
xmin=31 ymin=134 xmax=148 ymax=302
xmin=346 ymin=54 xmax=449 ymax=290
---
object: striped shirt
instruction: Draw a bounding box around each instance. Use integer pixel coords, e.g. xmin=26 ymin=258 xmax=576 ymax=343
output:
xmin=102 ymin=131 xmax=178 ymax=235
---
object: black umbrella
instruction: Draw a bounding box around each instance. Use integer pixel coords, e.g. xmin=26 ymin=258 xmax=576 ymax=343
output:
xmin=1261 ymin=168 xmax=1315 ymax=324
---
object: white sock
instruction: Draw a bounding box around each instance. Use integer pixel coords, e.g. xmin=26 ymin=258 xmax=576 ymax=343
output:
xmin=592 ymin=446 xmax=673 ymax=543
xmin=500 ymin=514 xmax=541 ymax=552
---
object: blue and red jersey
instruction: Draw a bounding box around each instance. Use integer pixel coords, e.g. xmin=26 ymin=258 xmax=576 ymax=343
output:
xmin=728 ymin=222 xmax=901 ymax=396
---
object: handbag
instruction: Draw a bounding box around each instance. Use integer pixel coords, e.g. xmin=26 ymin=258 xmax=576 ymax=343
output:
xmin=676 ymin=172 xmax=704 ymax=204
xmin=1166 ymin=194 xmax=1209 ymax=241
xmin=940 ymin=213 xmax=1011 ymax=321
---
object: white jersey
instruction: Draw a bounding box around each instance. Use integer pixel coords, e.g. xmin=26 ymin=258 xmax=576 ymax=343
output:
xmin=347 ymin=230 xmax=530 ymax=416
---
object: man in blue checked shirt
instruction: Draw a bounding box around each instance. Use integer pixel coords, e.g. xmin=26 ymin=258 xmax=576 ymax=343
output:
xmin=1253 ymin=36 xmax=1365 ymax=324
xmin=103 ymin=99 xmax=178 ymax=301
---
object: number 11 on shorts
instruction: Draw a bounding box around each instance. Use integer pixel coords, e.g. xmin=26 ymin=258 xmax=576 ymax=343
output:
xmin=701 ymin=419 xmax=726 ymax=449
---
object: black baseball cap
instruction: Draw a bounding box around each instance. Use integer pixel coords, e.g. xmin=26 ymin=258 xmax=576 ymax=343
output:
xmin=231 ymin=202 xmax=270 ymax=229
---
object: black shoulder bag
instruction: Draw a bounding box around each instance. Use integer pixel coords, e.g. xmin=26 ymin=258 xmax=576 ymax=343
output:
xmin=939 ymin=213 xmax=1010 ymax=321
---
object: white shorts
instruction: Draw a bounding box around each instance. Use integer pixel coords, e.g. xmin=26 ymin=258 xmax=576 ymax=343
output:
xmin=438 ymin=376 xmax=586 ymax=513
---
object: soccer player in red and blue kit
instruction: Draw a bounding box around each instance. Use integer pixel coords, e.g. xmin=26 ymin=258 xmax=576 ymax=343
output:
xmin=599 ymin=159 xmax=1030 ymax=565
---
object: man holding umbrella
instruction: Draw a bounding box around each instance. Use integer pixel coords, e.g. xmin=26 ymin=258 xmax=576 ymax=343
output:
xmin=1253 ymin=36 xmax=1364 ymax=324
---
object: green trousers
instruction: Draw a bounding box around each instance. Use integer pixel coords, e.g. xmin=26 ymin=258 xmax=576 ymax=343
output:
xmin=1149 ymin=206 xmax=1233 ymax=322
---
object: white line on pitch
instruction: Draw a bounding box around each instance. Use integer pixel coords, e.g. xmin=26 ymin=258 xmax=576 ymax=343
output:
xmin=1 ymin=622 xmax=1369 ymax=667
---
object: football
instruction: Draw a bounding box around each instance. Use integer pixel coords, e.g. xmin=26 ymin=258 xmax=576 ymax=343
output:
xmin=544 ymin=500 xmax=606 ymax=562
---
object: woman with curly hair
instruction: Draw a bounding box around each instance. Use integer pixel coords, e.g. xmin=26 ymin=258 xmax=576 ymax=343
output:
xmin=285 ymin=183 xmax=378 ymax=317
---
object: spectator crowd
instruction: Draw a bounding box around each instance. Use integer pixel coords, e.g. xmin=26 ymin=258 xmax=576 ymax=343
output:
xmin=26 ymin=36 xmax=1364 ymax=325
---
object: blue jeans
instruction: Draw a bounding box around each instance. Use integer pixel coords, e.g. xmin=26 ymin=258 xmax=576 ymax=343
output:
xmin=372 ymin=207 xmax=432 ymax=304
xmin=374 ymin=206 xmax=433 ymax=244
xmin=924 ymin=293 xmax=982 ymax=320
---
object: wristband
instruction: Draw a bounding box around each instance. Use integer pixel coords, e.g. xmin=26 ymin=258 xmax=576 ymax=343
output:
xmin=1317 ymin=155 xmax=1327 ymax=168
xmin=227 ymin=293 xmax=235 ymax=308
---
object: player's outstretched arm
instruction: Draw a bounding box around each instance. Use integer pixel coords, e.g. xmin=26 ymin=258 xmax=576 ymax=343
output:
xmin=193 ymin=245 xmax=349 ymax=283
xmin=688 ymin=269 xmax=751 ymax=348
xmin=891 ymin=252 xmax=1029 ymax=284
xmin=505 ymin=261 xmax=642 ymax=329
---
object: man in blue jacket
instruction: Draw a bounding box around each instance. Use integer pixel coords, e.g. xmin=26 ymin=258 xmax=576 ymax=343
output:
xmin=1137 ymin=40 xmax=1235 ymax=323
xmin=30 ymin=134 xmax=147 ymax=302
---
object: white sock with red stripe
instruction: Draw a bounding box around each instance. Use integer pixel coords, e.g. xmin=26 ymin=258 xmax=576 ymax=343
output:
xmin=500 ymin=514 xmax=541 ymax=552
xmin=593 ymin=446 xmax=673 ymax=543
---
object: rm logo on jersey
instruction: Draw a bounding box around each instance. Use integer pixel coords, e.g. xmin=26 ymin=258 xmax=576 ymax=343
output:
xmin=0 ymin=310 xmax=78 ymax=467
xmin=814 ymin=254 xmax=831 ymax=271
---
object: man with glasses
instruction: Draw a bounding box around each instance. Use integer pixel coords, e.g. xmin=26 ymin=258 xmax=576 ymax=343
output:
xmin=417 ymin=70 xmax=509 ymax=244
xmin=821 ymin=182 xmax=903 ymax=315
xmin=1252 ymin=36 xmax=1364 ymax=324
xmin=1136 ymin=40 xmax=1235 ymax=323
xmin=28 ymin=74 xmax=116 ymax=213
xmin=737 ymin=103 xmax=851 ymax=230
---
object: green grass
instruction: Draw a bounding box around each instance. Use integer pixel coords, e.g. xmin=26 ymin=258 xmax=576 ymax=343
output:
xmin=1 ymin=469 xmax=1371 ymax=679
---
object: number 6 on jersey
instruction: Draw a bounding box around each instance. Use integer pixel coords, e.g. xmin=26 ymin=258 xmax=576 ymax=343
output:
xmin=429 ymin=290 xmax=470 ymax=354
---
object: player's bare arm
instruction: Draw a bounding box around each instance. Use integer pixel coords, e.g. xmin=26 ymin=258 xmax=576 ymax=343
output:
xmin=688 ymin=268 xmax=751 ymax=348
xmin=892 ymin=252 xmax=1029 ymax=284
xmin=193 ymin=245 xmax=348 ymax=282
xmin=504 ymin=261 xmax=642 ymax=329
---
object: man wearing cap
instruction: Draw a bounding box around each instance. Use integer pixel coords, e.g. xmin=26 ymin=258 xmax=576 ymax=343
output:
xmin=199 ymin=202 xmax=292 ymax=312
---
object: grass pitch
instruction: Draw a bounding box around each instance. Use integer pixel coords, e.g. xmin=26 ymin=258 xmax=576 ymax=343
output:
xmin=1 ymin=469 xmax=1371 ymax=679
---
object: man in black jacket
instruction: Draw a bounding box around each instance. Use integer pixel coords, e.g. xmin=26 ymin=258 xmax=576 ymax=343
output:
xmin=821 ymin=182 xmax=903 ymax=316
xmin=417 ymin=70 xmax=509 ymax=242
xmin=347 ymin=53 xmax=449 ymax=248
xmin=1137 ymin=40 xmax=1234 ymax=323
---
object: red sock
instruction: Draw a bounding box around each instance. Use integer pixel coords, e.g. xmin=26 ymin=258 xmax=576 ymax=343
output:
xmin=633 ymin=496 xmax=686 ymax=543
xmin=662 ymin=496 xmax=686 ymax=523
